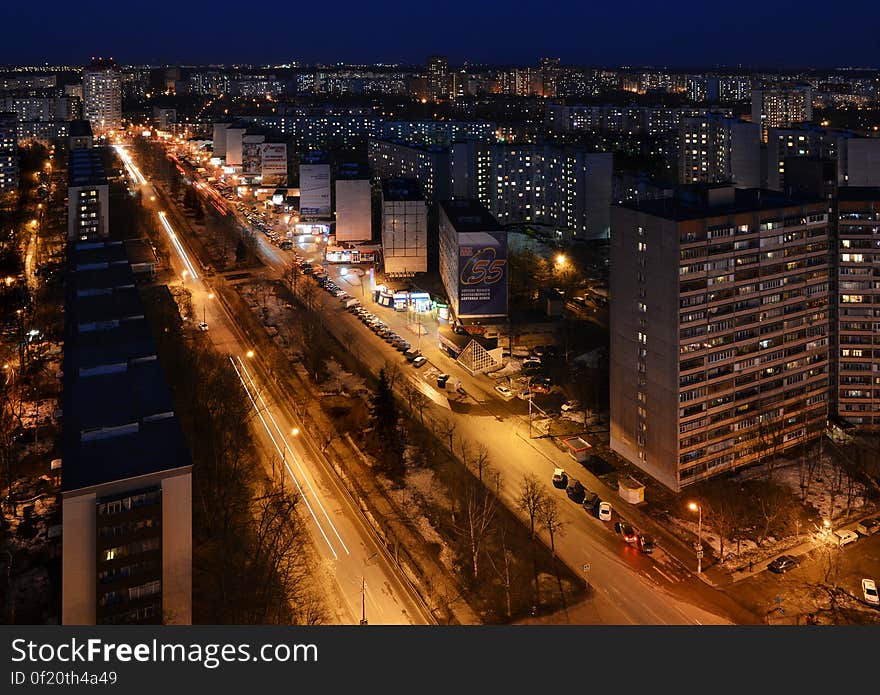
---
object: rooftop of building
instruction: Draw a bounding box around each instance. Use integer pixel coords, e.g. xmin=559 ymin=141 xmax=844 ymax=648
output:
xmin=68 ymin=119 xmax=93 ymax=138
xmin=67 ymin=286 xmax=145 ymax=329
xmin=62 ymin=416 xmax=191 ymax=492
xmin=439 ymin=199 xmax=504 ymax=232
xmin=68 ymin=147 xmax=106 ymax=187
xmin=837 ymin=186 xmax=880 ymax=201
xmin=71 ymin=239 xmax=128 ymax=269
xmin=67 ymin=318 xmax=157 ymax=374
xmin=616 ymin=185 xmax=823 ymax=221
xmin=69 ymin=265 xmax=136 ymax=295
xmin=381 ymin=177 xmax=425 ymax=201
xmin=122 ymin=238 xmax=157 ymax=267
xmin=370 ymin=137 xmax=448 ymax=153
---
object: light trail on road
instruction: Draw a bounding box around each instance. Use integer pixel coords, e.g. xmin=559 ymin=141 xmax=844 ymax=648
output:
xmin=158 ymin=211 xmax=199 ymax=281
xmin=230 ymin=354 xmax=350 ymax=560
xmin=113 ymin=144 xmax=147 ymax=186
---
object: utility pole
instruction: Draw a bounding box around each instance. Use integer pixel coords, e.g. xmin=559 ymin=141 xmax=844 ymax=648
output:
xmin=360 ymin=577 xmax=368 ymax=625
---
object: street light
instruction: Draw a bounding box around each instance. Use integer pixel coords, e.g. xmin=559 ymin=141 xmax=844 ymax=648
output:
xmin=246 ymin=350 xmax=255 ymax=359
xmin=688 ymin=501 xmax=702 ymax=574
xmin=291 ymin=427 xmax=300 ymax=437
xmin=203 ymin=292 xmax=214 ymax=324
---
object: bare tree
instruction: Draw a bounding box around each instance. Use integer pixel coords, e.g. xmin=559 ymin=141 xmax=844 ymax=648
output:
xmin=487 ymin=525 xmax=515 ymax=619
xmin=437 ymin=418 xmax=457 ymax=456
xmin=453 ymin=482 xmax=497 ymax=581
xmin=282 ymin=263 xmax=301 ymax=296
xmin=383 ymin=360 xmax=402 ymax=392
xmin=472 ymin=443 xmax=491 ymax=484
xmin=516 ymin=473 xmax=546 ymax=539
xmin=300 ymin=281 xmax=317 ymax=313
xmin=538 ymin=495 xmax=566 ymax=556
xmin=753 ymin=412 xmax=787 ymax=480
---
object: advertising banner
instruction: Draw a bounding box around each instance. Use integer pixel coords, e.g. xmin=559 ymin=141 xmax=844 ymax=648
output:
xmin=241 ymin=141 xmax=262 ymax=176
xmin=299 ymin=164 xmax=331 ymax=216
xmin=260 ymin=143 xmax=288 ymax=186
xmin=457 ymin=231 xmax=508 ymax=318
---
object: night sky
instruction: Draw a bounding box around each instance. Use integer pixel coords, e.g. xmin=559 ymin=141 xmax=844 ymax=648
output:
xmin=1 ymin=0 xmax=878 ymax=67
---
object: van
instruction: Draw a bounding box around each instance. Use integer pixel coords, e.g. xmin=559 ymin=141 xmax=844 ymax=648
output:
xmin=832 ymin=529 xmax=859 ymax=546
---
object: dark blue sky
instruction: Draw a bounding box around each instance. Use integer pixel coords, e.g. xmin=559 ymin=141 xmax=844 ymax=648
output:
xmin=1 ymin=0 xmax=877 ymax=68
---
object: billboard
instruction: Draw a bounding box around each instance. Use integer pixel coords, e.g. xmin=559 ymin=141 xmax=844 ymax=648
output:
xmin=299 ymin=164 xmax=331 ymax=217
xmin=261 ymin=143 xmax=288 ymax=186
xmin=335 ymin=179 xmax=371 ymax=242
xmin=457 ymin=231 xmax=508 ymax=318
xmin=242 ymin=141 xmax=262 ymax=176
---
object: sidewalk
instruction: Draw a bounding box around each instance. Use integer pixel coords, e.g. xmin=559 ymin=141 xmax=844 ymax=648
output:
xmin=704 ymin=511 xmax=877 ymax=586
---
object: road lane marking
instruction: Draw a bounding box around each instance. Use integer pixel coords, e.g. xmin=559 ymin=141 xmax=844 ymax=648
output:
xmin=230 ymin=355 xmax=339 ymax=560
xmin=235 ymin=356 xmax=350 ymax=556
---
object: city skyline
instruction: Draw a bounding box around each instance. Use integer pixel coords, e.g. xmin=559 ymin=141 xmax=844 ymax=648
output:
xmin=2 ymin=0 xmax=880 ymax=68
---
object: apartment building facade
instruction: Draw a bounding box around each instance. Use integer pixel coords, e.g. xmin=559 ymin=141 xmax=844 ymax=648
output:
xmin=611 ymin=186 xmax=831 ymax=490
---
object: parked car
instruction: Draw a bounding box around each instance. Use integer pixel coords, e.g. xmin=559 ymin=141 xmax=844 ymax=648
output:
xmin=529 ymin=377 xmax=552 ymax=393
xmin=522 ymin=358 xmax=542 ymax=375
xmin=832 ymin=529 xmax=859 ymax=546
xmin=404 ymin=349 xmax=421 ymax=362
xmin=197 ymin=322 xmax=209 ymax=331
xmin=494 ymin=385 xmax=513 ymax=399
xmin=862 ymin=578 xmax=879 ymax=605
xmin=856 ymin=517 xmax=880 ymax=536
xmin=552 ymin=468 xmax=568 ymax=488
xmin=598 ymin=501 xmax=612 ymax=522
xmin=637 ymin=534 xmax=655 ymax=554
xmin=565 ymin=478 xmax=586 ymax=503
xmin=767 ymin=555 xmax=800 ymax=574
xmin=561 ymin=399 xmax=580 ymax=412
xmin=412 ymin=356 xmax=427 ymax=368
xmin=582 ymin=491 xmax=600 ymax=515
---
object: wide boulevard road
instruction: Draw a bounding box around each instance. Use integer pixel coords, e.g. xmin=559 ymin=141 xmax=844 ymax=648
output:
xmin=118 ymin=144 xmax=434 ymax=626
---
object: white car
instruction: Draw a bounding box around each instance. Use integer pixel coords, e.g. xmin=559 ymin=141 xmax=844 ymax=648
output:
xmin=862 ymin=578 xmax=879 ymax=605
xmin=561 ymin=400 xmax=580 ymax=412
xmin=832 ymin=529 xmax=859 ymax=546
xmin=494 ymin=385 xmax=513 ymax=399
xmin=197 ymin=322 xmax=209 ymax=331
xmin=598 ymin=501 xmax=612 ymax=522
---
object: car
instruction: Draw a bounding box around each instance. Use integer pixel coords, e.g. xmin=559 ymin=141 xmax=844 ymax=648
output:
xmin=565 ymin=478 xmax=586 ymax=503
xmin=767 ymin=555 xmax=800 ymax=574
xmin=598 ymin=501 xmax=612 ymax=522
xmin=437 ymin=374 xmax=451 ymax=388
xmin=494 ymin=384 xmax=513 ymax=399
xmin=404 ymin=349 xmax=421 ymax=362
xmin=197 ymin=322 xmax=209 ymax=331
xmin=614 ymin=521 xmax=638 ymax=544
xmin=862 ymin=578 xmax=879 ymax=605
xmin=394 ymin=341 xmax=410 ymax=352
xmin=582 ymin=491 xmax=600 ymax=514
xmin=637 ymin=534 xmax=655 ymax=554
xmin=832 ymin=529 xmax=859 ymax=546
xmin=552 ymin=468 xmax=567 ymax=488
xmin=529 ymin=377 xmax=552 ymax=394
xmin=560 ymin=399 xmax=581 ymax=412
xmin=856 ymin=517 xmax=880 ymax=536
xmin=412 ymin=356 xmax=427 ymax=368
xmin=517 ymin=390 xmax=535 ymax=401
xmin=522 ymin=358 xmax=542 ymax=375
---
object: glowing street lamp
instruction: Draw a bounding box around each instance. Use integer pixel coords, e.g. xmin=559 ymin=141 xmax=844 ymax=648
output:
xmin=291 ymin=427 xmax=300 ymax=437
xmin=246 ymin=350 xmax=255 ymax=359
xmin=688 ymin=501 xmax=702 ymax=574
